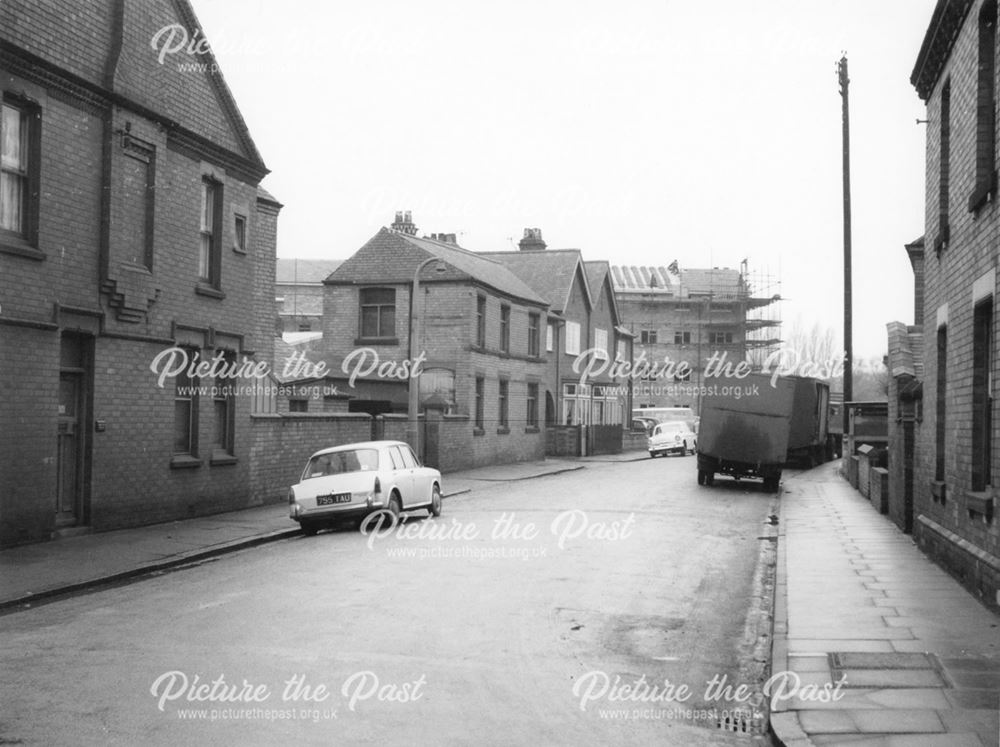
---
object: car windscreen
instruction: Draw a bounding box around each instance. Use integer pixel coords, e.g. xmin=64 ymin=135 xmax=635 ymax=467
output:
xmin=303 ymin=449 xmax=379 ymax=480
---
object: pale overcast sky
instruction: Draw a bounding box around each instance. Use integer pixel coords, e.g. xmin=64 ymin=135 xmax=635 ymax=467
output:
xmin=191 ymin=0 xmax=937 ymax=359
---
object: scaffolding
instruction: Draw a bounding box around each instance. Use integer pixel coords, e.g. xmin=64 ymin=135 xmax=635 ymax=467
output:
xmin=739 ymin=258 xmax=783 ymax=368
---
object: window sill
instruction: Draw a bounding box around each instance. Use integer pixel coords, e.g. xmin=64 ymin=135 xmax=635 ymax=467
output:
xmin=964 ymin=489 xmax=994 ymax=522
xmin=210 ymin=453 xmax=238 ymax=466
xmin=524 ymin=426 xmax=540 ymax=434
xmin=496 ymin=426 xmax=510 ymax=435
xmin=968 ymin=173 xmax=997 ymax=214
xmin=232 ymin=246 xmax=247 ymax=255
xmin=195 ymin=284 xmax=226 ymax=300
xmin=170 ymin=455 xmax=202 ymax=469
xmin=354 ymin=337 xmax=399 ymax=346
xmin=0 ymin=236 xmax=44 ymax=261
xmin=473 ymin=427 xmax=485 ymax=437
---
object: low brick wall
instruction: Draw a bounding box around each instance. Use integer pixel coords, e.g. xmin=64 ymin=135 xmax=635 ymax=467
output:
xmin=547 ymin=425 xmax=581 ymax=457
xmin=248 ymin=414 xmax=373 ymax=505
xmin=916 ymin=515 xmax=1000 ymax=610
xmin=622 ymin=430 xmax=648 ymax=452
xmin=858 ymin=455 xmax=871 ymax=498
xmin=870 ymin=467 xmax=889 ymax=514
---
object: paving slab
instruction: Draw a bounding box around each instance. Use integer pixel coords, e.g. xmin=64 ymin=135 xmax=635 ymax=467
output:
xmin=771 ymin=461 xmax=1000 ymax=747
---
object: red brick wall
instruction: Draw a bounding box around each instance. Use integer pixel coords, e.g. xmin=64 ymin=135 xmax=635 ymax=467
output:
xmin=320 ymin=279 xmax=546 ymax=470
xmin=248 ymin=414 xmax=374 ymax=505
xmin=915 ymin=0 xmax=1000 ymax=604
xmin=0 ymin=324 xmax=59 ymax=545
xmin=0 ymin=4 xmax=277 ymax=545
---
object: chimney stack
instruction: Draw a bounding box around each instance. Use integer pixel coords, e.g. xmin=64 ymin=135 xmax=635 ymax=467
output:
xmin=391 ymin=210 xmax=418 ymax=236
xmin=518 ymin=227 xmax=546 ymax=251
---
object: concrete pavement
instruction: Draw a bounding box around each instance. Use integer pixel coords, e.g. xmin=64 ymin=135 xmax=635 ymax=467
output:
xmin=0 ymin=453 xmax=645 ymax=612
xmin=772 ymin=461 xmax=1000 ymax=747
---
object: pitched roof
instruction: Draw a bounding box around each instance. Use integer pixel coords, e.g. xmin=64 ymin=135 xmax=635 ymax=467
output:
xmin=611 ymin=265 xmax=680 ymax=293
xmin=328 ymin=228 xmax=547 ymax=307
xmin=611 ymin=264 xmax=746 ymax=298
xmin=584 ymin=260 xmax=621 ymax=328
xmin=276 ymin=259 xmax=344 ymax=284
xmin=477 ymin=249 xmax=591 ymax=314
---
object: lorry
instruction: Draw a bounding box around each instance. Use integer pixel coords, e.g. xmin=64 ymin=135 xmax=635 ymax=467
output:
xmin=696 ymin=374 xmax=830 ymax=492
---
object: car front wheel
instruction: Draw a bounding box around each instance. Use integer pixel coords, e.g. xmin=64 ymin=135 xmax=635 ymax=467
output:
xmin=429 ymin=484 xmax=442 ymax=517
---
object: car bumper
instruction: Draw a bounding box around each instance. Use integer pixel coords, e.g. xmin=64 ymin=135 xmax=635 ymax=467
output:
xmin=290 ymin=496 xmax=386 ymax=522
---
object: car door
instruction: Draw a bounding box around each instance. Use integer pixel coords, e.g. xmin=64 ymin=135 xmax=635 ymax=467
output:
xmin=387 ymin=445 xmax=414 ymax=507
xmin=399 ymin=444 xmax=430 ymax=507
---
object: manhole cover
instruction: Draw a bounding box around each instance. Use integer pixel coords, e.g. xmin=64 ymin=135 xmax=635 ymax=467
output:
xmin=829 ymin=652 xmax=946 ymax=689
xmin=829 ymin=652 xmax=936 ymax=670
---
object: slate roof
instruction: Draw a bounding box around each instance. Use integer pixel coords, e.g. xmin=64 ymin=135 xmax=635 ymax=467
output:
xmin=276 ymin=259 xmax=344 ymax=284
xmin=477 ymin=249 xmax=591 ymax=313
xmin=327 ymin=228 xmax=547 ymax=307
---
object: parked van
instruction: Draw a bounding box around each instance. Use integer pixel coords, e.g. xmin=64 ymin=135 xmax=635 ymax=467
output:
xmin=632 ymin=406 xmax=698 ymax=433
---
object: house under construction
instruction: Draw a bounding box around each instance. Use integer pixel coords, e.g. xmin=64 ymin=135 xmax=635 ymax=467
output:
xmin=611 ymin=260 xmax=782 ymax=411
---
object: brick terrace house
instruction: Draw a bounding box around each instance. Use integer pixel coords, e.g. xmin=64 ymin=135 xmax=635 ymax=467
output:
xmin=611 ymin=263 xmax=781 ymax=412
xmin=320 ymin=213 xmax=548 ymax=471
xmin=901 ymin=0 xmax=1000 ymax=604
xmin=0 ymin=0 xmax=279 ymax=546
xmin=481 ymin=230 xmax=634 ymax=456
xmin=885 ymin=237 xmax=925 ymax=535
xmin=276 ymin=258 xmax=342 ymax=335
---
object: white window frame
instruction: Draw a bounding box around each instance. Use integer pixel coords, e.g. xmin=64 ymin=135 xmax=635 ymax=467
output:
xmin=594 ymin=328 xmax=608 ymax=360
xmin=565 ymin=321 xmax=581 ymax=356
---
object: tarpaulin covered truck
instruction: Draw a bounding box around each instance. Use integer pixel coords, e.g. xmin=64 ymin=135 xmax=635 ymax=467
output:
xmin=696 ymin=374 xmax=830 ymax=492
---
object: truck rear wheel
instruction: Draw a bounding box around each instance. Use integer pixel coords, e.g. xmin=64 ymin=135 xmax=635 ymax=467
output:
xmin=698 ymin=470 xmax=714 ymax=486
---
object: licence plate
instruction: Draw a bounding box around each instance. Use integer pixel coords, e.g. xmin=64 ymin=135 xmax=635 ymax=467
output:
xmin=316 ymin=493 xmax=351 ymax=506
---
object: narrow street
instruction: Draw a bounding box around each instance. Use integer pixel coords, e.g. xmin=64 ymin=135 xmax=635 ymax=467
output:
xmin=0 ymin=458 xmax=776 ymax=746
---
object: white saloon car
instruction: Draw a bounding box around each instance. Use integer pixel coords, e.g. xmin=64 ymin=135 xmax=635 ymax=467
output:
xmin=648 ymin=421 xmax=697 ymax=458
xmin=288 ymin=441 xmax=442 ymax=535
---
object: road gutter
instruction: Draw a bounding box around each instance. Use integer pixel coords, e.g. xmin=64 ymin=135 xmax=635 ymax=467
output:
xmin=722 ymin=493 xmax=781 ymax=744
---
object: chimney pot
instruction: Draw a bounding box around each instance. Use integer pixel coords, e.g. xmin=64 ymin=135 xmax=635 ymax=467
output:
xmin=518 ymin=227 xmax=546 ymax=251
xmin=391 ymin=210 xmax=418 ymax=236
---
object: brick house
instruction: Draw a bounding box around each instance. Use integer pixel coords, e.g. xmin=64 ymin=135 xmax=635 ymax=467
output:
xmin=0 ymin=0 xmax=279 ymax=546
xmin=320 ymin=213 xmax=549 ymax=470
xmin=906 ymin=0 xmax=1000 ymax=604
xmin=480 ymin=230 xmax=635 ymax=455
xmin=611 ymin=263 xmax=781 ymax=412
xmin=276 ymin=258 xmax=342 ymax=335
xmin=885 ymin=238 xmax=925 ymax=535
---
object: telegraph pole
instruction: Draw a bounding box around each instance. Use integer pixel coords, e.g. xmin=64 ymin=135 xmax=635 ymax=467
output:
xmin=838 ymin=54 xmax=853 ymax=436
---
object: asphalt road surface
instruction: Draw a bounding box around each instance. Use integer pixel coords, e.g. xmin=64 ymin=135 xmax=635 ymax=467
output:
xmin=0 ymin=456 xmax=777 ymax=746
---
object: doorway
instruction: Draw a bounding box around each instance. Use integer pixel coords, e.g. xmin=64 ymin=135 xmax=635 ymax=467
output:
xmin=56 ymin=333 xmax=92 ymax=528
